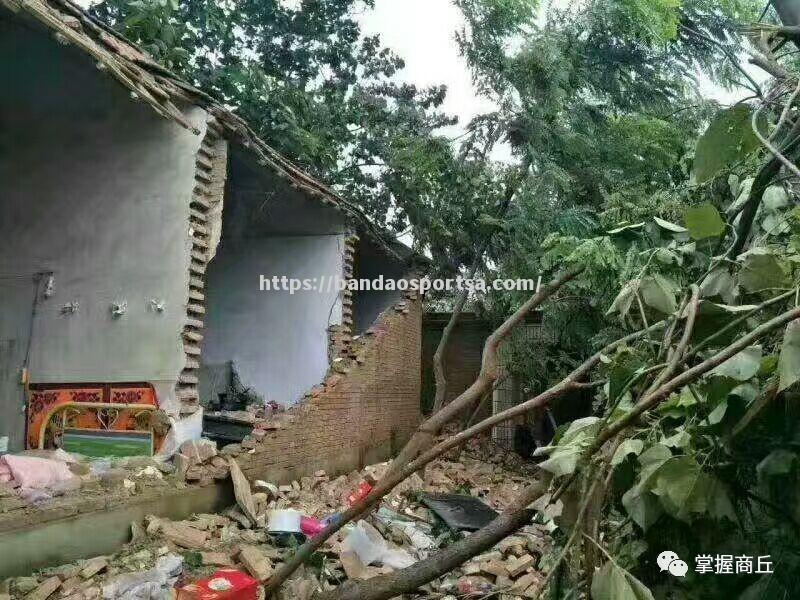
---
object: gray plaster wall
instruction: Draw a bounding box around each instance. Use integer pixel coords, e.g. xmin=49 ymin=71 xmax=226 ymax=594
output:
xmin=202 ymin=235 xmax=345 ymax=406
xmin=353 ymin=238 xmax=407 ymax=334
xmin=0 ymin=23 xmax=205 ymax=449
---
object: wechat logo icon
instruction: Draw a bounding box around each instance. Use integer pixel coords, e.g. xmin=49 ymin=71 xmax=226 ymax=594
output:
xmin=657 ymin=551 xmax=688 ymax=577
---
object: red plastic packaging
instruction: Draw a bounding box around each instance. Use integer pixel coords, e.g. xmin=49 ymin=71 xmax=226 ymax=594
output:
xmin=177 ymin=569 xmax=259 ymax=600
xmin=346 ymin=482 xmax=373 ymax=506
xmin=300 ymin=516 xmax=325 ymax=536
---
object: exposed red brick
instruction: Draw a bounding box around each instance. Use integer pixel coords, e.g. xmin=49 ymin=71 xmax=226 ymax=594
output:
xmin=239 ymin=298 xmax=422 ymax=483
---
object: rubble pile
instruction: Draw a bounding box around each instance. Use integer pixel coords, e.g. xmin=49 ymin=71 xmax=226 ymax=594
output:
xmin=0 ymin=406 xmax=299 ymax=517
xmin=2 ymin=437 xmax=550 ymax=599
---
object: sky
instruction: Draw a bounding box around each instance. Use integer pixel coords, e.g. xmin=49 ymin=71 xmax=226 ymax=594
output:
xmin=358 ymin=0 xmax=495 ymax=140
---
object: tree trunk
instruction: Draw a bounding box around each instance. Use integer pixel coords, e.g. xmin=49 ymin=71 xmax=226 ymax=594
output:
xmin=772 ymin=0 xmax=800 ymax=32
xmin=388 ymin=268 xmax=582 ymax=476
xmin=430 ymin=157 xmax=532 ymax=415
xmin=431 ymin=253 xmax=483 ymax=414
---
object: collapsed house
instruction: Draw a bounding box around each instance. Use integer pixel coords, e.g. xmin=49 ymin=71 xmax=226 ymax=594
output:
xmin=0 ymin=0 xmax=422 ymax=480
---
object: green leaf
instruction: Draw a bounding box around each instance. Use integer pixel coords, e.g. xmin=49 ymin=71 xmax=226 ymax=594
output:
xmin=699 ymin=267 xmax=736 ymax=303
xmin=778 ymin=320 xmax=800 ymax=391
xmin=757 ymin=449 xmax=796 ymax=480
xmin=739 ymin=249 xmax=790 ymax=292
xmin=606 ymin=279 xmax=640 ymax=318
xmin=651 ymin=456 xmax=701 ymax=507
xmin=537 ymin=446 xmax=582 ymax=477
xmin=622 ymin=485 xmax=663 ymax=531
xmin=693 ymin=474 xmax=737 ymax=522
xmin=612 ymin=439 xmax=645 ymax=465
xmin=650 ymin=456 xmax=736 ymax=522
xmin=709 ymin=346 xmax=762 ymax=381
xmin=476 ymin=213 xmax=506 ymax=231
xmin=654 ymin=216 xmax=687 ymax=233
xmin=659 ymin=389 xmax=697 ymax=417
xmin=661 ymin=430 xmax=691 ymax=448
xmin=654 ymin=247 xmax=681 ymax=266
xmin=558 ymin=416 xmax=601 ymax=445
xmin=706 ymin=397 xmax=728 ymax=425
xmin=608 ymin=222 xmax=645 ymax=234
xmin=637 ymin=444 xmax=673 ymax=483
xmin=638 ymin=443 xmax=673 ymax=468
xmin=692 ymin=104 xmax=760 ymax=184
xmin=684 ymin=203 xmax=726 ymax=239
xmin=536 ymin=417 xmax=600 ymax=477
xmin=591 ymin=560 xmax=655 ymax=600
xmin=621 ymin=444 xmax=672 ymax=530
xmin=763 ymin=185 xmax=789 ymax=211
xmin=728 ymin=173 xmax=740 ymax=197
xmin=761 ymin=212 xmax=789 ymax=236
xmin=727 ymin=177 xmax=754 ymax=215
xmin=639 ymin=274 xmax=678 ymax=314
xmin=703 ymin=376 xmax=739 ymax=405
xmin=607 ymin=349 xmax=645 ymax=403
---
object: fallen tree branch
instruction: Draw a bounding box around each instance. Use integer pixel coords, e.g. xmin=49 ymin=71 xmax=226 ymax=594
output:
xmin=729 ymin=382 xmax=780 ymax=439
xmin=537 ymin=454 xmax=610 ymax=597
xmin=753 ymin=103 xmax=800 ymax=180
xmin=313 ymin=475 xmax=552 ymax=600
xmin=642 ymin=285 xmax=699 ymax=398
xmin=431 ymin=161 xmax=533 ymax=415
xmin=595 ymin=305 xmax=800 ymax=446
xmin=729 ymin=115 xmax=800 ymax=258
xmin=688 ymin=288 xmax=797 ymax=357
xmin=388 ymin=267 xmax=583 ymax=475
xmin=309 ymin=302 xmax=800 ymax=599
xmin=264 ymin=319 xmax=661 ymax=596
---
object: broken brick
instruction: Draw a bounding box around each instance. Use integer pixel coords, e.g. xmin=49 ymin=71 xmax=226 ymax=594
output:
xmin=79 ymin=558 xmax=107 ymax=579
xmin=25 ymin=577 xmax=60 ymax=600
xmin=161 ymin=522 xmax=209 ymax=549
xmin=237 ymin=545 xmax=272 ymax=582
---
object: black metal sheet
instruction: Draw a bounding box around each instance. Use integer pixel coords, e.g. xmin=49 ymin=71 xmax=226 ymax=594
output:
xmin=420 ymin=493 xmax=499 ymax=531
xmin=202 ymin=414 xmax=253 ymax=444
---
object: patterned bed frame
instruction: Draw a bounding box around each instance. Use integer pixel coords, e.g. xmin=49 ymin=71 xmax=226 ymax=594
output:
xmin=27 ymin=383 xmax=160 ymax=450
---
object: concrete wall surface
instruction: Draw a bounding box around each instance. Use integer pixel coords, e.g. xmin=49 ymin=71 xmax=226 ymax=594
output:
xmin=0 ymin=23 xmax=205 ymax=448
xmin=202 ymin=235 xmax=345 ymax=406
xmin=352 ymin=237 xmax=407 ymax=334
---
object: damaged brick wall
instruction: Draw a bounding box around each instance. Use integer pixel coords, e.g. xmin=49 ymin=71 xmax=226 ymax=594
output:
xmin=177 ymin=118 xmax=228 ymax=415
xmin=238 ymin=293 xmax=422 ymax=483
xmin=327 ymin=234 xmax=358 ymax=363
xmin=421 ymin=314 xmax=493 ymax=414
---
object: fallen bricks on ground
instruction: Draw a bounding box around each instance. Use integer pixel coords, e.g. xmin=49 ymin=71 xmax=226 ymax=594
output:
xmin=3 ymin=435 xmax=548 ymax=600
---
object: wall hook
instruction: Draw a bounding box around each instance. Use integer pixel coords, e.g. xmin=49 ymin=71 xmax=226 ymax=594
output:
xmin=43 ymin=274 xmax=55 ymax=298
xmin=60 ymin=301 xmax=79 ymax=315
xmin=111 ymin=301 xmax=128 ymax=318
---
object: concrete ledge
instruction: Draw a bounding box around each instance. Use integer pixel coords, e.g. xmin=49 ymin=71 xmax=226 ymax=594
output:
xmin=0 ymin=481 xmax=233 ymax=578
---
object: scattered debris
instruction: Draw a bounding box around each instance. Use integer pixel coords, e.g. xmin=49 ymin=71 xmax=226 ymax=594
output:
xmin=24 ymin=576 xmax=60 ymax=600
xmin=5 ymin=436 xmax=546 ymax=599
xmin=161 ymin=522 xmax=209 ymax=550
xmin=237 ymin=546 xmax=273 ymax=582
xmin=420 ymin=492 xmax=499 ymax=531
xmin=228 ymin=459 xmax=258 ymax=525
